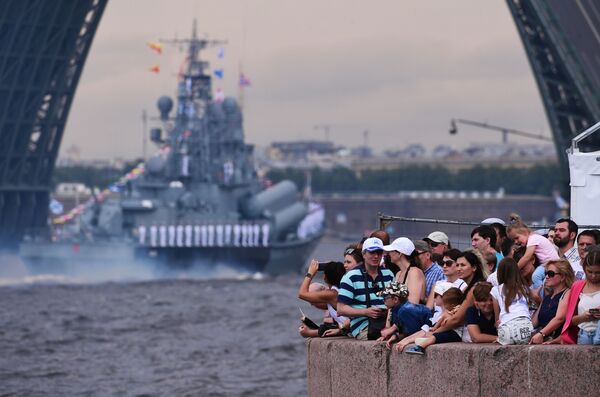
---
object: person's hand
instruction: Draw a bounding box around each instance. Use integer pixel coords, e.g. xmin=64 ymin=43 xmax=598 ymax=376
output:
xmin=379 ymin=326 xmax=395 ymax=339
xmin=307 ymin=259 xmax=319 ymax=277
xmin=386 ymin=334 xmax=398 ymax=349
xmin=365 ymin=307 xmax=384 ymax=319
xmin=394 ymin=341 xmax=408 ymax=353
xmin=543 ymin=336 xmax=562 ymax=345
xmin=322 ymin=328 xmax=342 ymax=337
xmin=299 ymin=324 xmax=311 ymax=337
xmin=530 ymin=332 xmax=544 ymax=344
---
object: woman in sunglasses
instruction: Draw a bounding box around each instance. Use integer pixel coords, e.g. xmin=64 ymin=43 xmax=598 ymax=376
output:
xmin=530 ymin=259 xmax=574 ymax=344
xmin=426 ymin=249 xmax=467 ymax=311
xmin=343 ymin=244 xmax=363 ymax=272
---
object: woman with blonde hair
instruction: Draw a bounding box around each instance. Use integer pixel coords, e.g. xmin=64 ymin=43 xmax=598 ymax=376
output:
xmin=530 ymin=258 xmax=574 ymax=344
xmin=506 ymin=213 xmax=559 ymax=285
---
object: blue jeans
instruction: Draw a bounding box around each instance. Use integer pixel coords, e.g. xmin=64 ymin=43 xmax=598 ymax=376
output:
xmin=577 ymin=322 xmax=600 ymax=345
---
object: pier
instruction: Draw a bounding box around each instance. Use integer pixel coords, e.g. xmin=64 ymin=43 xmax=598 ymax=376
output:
xmin=306 ymin=338 xmax=599 ymax=396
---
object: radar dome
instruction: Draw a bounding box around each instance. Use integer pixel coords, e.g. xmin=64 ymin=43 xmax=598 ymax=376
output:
xmin=157 ymin=96 xmax=173 ymax=120
xmin=223 ymin=97 xmax=239 ymax=113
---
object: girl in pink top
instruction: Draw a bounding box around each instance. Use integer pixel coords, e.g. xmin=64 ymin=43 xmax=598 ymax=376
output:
xmin=507 ymin=213 xmax=559 ymax=283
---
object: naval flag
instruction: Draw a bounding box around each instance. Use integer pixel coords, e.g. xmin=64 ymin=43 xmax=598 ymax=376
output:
xmin=239 ymin=73 xmax=251 ymax=87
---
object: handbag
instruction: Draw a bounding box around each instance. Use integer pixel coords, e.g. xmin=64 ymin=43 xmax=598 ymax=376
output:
xmin=362 ymin=270 xmax=387 ymax=340
xmin=560 ymin=280 xmax=586 ymax=344
xmin=318 ymin=322 xmax=340 ymax=337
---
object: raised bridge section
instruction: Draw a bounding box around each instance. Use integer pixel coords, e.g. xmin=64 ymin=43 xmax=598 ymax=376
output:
xmin=0 ymin=0 xmax=108 ymax=249
xmin=507 ymin=0 xmax=600 ymax=169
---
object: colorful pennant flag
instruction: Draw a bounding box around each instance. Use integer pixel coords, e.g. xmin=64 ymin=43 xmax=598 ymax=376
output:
xmin=147 ymin=41 xmax=163 ymax=55
xmin=149 ymin=64 xmax=160 ymax=74
xmin=214 ymin=88 xmax=225 ymax=102
xmin=239 ymin=72 xmax=251 ymax=87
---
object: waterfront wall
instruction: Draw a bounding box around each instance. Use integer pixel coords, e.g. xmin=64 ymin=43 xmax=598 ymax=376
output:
xmin=306 ymin=338 xmax=600 ymax=397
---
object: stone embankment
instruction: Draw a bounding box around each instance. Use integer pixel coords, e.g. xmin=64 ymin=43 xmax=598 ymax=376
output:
xmin=306 ymin=337 xmax=599 ymax=396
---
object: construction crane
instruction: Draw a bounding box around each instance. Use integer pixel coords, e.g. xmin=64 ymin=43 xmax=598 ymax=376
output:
xmin=449 ymin=118 xmax=553 ymax=144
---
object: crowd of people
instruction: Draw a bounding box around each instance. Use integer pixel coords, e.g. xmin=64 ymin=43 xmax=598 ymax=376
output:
xmin=298 ymin=215 xmax=600 ymax=352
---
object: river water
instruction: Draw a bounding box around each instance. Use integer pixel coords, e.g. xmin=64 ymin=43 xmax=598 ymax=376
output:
xmin=0 ymin=238 xmax=344 ymax=397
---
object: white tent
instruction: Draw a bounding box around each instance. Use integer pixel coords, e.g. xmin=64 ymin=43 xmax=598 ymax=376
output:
xmin=569 ymin=121 xmax=600 ymax=226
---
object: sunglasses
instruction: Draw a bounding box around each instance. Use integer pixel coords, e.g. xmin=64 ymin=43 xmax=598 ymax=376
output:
xmin=344 ymin=248 xmax=356 ymax=255
xmin=442 ymin=260 xmax=455 ymax=267
xmin=544 ymin=270 xmax=559 ymax=278
xmin=429 ymin=241 xmax=440 ymax=248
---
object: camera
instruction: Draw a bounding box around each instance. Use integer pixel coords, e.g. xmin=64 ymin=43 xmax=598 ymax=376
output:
xmin=318 ymin=261 xmax=342 ymax=271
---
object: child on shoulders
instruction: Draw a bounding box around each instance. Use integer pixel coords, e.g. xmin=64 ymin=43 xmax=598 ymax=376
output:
xmin=507 ymin=213 xmax=559 ymax=285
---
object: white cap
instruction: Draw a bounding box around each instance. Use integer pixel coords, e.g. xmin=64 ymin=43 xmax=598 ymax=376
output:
xmin=382 ymin=237 xmax=415 ymax=256
xmin=362 ymin=237 xmax=384 ymax=252
xmin=434 ymin=281 xmax=454 ymax=296
xmin=424 ymin=231 xmax=449 ymax=245
xmin=481 ymin=217 xmax=506 ymax=226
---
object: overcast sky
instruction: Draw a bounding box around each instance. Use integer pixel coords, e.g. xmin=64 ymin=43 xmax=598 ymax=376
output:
xmin=61 ymin=0 xmax=551 ymax=160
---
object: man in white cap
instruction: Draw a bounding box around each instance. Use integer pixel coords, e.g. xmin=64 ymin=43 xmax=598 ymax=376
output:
xmin=337 ymin=237 xmax=395 ymax=340
xmin=424 ymin=231 xmax=450 ymax=264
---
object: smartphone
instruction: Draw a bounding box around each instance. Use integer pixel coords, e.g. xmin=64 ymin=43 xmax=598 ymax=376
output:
xmin=317 ymin=261 xmax=343 ymax=271
xmin=589 ymin=308 xmax=600 ymax=315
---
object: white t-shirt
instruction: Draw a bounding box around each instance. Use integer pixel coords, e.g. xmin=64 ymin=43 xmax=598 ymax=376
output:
xmin=577 ymin=289 xmax=600 ymax=333
xmin=450 ymin=278 xmax=468 ymax=292
xmin=487 ymin=272 xmax=498 ymax=287
xmin=490 ymin=284 xmax=530 ymax=325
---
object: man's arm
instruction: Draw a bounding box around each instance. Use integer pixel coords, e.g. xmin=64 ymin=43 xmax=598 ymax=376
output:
xmin=467 ymin=324 xmax=498 ymax=343
xmin=336 ymin=302 xmax=383 ymax=319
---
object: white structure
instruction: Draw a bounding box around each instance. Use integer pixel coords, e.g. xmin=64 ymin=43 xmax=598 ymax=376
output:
xmin=568 ymin=121 xmax=600 ymax=227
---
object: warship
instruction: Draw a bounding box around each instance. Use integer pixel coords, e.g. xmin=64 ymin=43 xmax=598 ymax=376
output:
xmin=19 ymin=24 xmax=324 ymax=275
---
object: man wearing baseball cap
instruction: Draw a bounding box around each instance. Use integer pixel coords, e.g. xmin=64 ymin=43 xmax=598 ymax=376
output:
xmin=423 ymin=231 xmax=450 ymax=258
xmin=414 ymin=240 xmax=445 ymax=297
xmin=337 ymin=237 xmax=395 ymax=340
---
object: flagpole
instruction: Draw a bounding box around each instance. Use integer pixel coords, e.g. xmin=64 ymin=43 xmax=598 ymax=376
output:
xmin=238 ymin=62 xmax=245 ymax=111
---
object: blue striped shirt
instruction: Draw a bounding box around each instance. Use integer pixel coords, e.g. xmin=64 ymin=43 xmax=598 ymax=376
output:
xmin=337 ymin=265 xmax=395 ymax=337
xmin=424 ymin=262 xmax=445 ymax=297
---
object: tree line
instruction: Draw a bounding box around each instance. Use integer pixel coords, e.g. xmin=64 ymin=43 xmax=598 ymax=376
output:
xmin=266 ymin=164 xmax=564 ymax=196
xmin=52 ymin=163 xmax=564 ymax=196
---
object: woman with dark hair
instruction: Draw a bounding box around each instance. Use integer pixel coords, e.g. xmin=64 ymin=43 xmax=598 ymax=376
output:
xmin=554 ymin=247 xmax=600 ymax=344
xmin=530 ymin=258 xmax=574 ymax=343
xmin=298 ymin=259 xmax=348 ymax=337
xmin=426 ymin=248 xmax=467 ymax=309
xmin=383 ymin=237 xmax=426 ymax=304
xmin=456 ymin=250 xmax=486 ymax=298
xmin=343 ymin=244 xmax=363 ymax=272
xmin=491 ymin=258 xmax=533 ymax=345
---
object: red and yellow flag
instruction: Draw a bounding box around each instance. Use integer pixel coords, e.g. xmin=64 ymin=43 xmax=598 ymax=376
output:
xmin=147 ymin=41 xmax=163 ymax=55
xmin=149 ymin=64 xmax=160 ymax=74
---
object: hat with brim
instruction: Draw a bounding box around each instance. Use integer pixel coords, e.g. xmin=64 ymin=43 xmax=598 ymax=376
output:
xmin=382 ymin=237 xmax=415 ymax=256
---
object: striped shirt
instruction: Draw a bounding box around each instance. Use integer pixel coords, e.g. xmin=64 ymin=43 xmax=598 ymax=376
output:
xmin=337 ymin=265 xmax=394 ymax=337
xmin=424 ymin=262 xmax=445 ymax=297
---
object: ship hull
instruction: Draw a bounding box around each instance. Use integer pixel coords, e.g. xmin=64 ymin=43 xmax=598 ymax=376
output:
xmin=18 ymin=232 xmax=322 ymax=276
